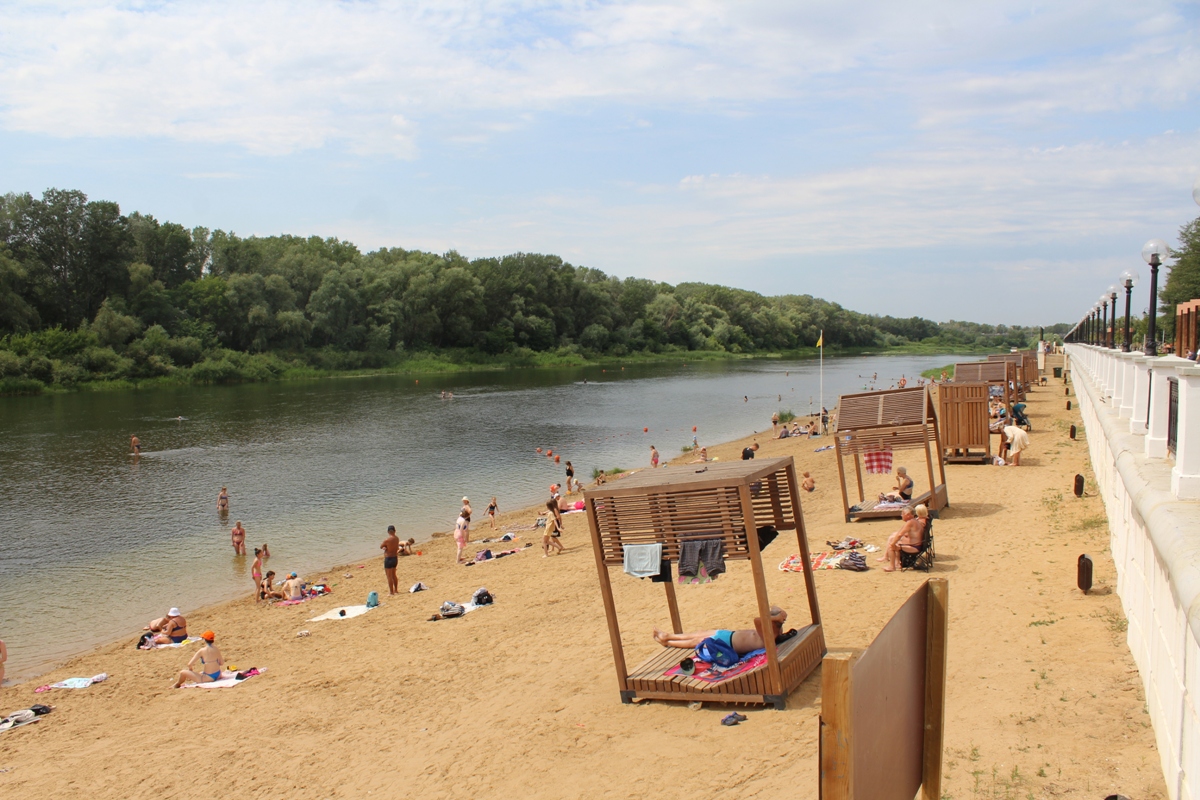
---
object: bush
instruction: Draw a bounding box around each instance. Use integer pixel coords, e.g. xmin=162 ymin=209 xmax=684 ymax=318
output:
xmin=778 ymin=410 xmax=796 ymax=423
xmin=74 ymin=346 xmax=126 ymax=377
xmin=189 ymin=358 xmax=242 ymax=384
xmin=165 ymin=336 xmax=203 ymax=366
xmin=0 ymin=377 xmax=45 ymax=395
xmin=52 ymin=361 xmax=88 ymax=386
xmin=0 ymin=349 xmax=20 ymax=377
xmin=22 ymin=354 xmax=54 ymax=383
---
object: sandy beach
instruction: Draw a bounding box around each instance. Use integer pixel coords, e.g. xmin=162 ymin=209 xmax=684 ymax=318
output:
xmin=0 ymin=382 xmax=1166 ymax=799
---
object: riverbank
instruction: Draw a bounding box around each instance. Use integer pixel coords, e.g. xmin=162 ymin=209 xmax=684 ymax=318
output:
xmin=1 ymin=342 xmax=1006 ymax=396
xmin=0 ymin=380 xmax=1165 ymax=798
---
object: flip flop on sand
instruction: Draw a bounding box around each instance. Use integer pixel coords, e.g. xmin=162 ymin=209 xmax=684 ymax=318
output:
xmin=720 ymin=712 xmax=748 ymax=726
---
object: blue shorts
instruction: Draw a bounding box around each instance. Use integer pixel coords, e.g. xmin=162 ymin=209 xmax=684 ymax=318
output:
xmin=713 ymin=630 xmax=734 ymax=649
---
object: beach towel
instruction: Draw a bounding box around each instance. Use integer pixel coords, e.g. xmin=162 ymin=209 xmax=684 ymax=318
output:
xmin=308 ymin=605 xmax=373 ymax=622
xmin=809 ymin=552 xmax=847 ymax=570
xmin=181 ymin=668 xmax=267 ymax=689
xmin=863 ymin=450 xmax=893 ymax=474
xmin=778 ymin=554 xmax=806 ymax=573
xmin=429 ymin=600 xmax=492 ymax=621
xmin=0 ymin=714 xmax=39 ymax=734
xmin=463 ymin=546 xmax=528 ymax=566
xmin=34 ymin=673 xmax=108 ymax=693
xmin=813 ymin=445 xmax=833 ymax=453
xmin=141 ymin=636 xmax=201 ymax=650
xmin=663 ymin=649 xmax=768 ymax=683
xmin=623 ymin=543 xmax=662 ymax=578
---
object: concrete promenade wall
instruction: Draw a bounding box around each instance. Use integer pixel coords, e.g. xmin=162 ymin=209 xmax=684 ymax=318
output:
xmin=1067 ymin=344 xmax=1200 ymax=800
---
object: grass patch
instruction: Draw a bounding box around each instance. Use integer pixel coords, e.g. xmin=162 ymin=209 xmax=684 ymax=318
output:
xmin=1028 ymin=619 xmax=1057 ymax=627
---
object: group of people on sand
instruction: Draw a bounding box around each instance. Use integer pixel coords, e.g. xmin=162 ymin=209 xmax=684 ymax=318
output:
xmin=877 ymin=504 xmax=931 ymax=572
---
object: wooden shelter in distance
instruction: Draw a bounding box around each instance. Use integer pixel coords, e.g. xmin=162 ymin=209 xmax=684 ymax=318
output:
xmin=987 ymin=352 xmax=1035 ymax=397
xmin=834 ymin=386 xmax=948 ymax=522
xmin=937 ymin=382 xmax=993 ymax=464
xmin=584 ymin=456 xmax=825 ymax=709
xmin=953 ymin=360 xmax=1016 ymax=415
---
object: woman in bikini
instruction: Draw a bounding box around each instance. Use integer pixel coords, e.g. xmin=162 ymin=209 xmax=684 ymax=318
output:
xmin=173 ymin=631 xmax=224 ymax=688
xmin=486 ymin=497 xmax=498 ymax=529
xmin=216 ymin=487 xmax=229 ymax=514
xmin=454 ymin=512 xmax=471 ymax=564
xmin=251 ymin=548 xmax=264 ymax=599
xmin=880 ymin=466 xmax=913 ymax=503
xmin=230 ymin=521 xmax=247 ymax=555
xmin=542 ymin=500 xmax=565 ymax=557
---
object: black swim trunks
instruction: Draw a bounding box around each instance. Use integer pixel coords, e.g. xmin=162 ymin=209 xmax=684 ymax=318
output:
xmin=383 ymin=556 xmax=398 ymax=569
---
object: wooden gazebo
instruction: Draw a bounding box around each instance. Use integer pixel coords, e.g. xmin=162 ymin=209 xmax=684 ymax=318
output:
xmin=584 ymin=457 xmax=825 ymax=710
xmin=833 ymin=386 xmax=949 ymax=522
xmin=954 ymin=360 xmax=1016 ymax=414
xmin=987 ymin=352 xmax=1035 ymax=396
xmin=937 ymin=382 xmax=993 ymax=463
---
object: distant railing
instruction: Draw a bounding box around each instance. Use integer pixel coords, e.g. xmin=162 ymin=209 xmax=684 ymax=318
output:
xmin=1167 ymin=378 xmax=1179 ymax=456
xmin=1176 ymin=299 xmax=1200 ymax=357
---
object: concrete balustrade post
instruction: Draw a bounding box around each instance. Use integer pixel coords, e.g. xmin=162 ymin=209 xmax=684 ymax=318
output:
xmin=1129 ymin=355 xmax=1151 ymax=433
xmin=1146 ymin=361 xmax=1176 ymax=459
xmin=1170 ymin=365 xmax=1200 ymax=500
xmin=1119 ymin=356 xmax=1136 ymax=419
xmin=1112 ymin=352 xmax=1127 ymax=412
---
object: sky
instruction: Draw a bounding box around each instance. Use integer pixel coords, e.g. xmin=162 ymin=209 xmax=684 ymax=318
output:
xmin=2 ymin=1 xmax=1200 ymax=326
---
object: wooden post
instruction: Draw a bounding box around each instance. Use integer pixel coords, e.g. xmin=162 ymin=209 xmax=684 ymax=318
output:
xmin=785 ymin=462 xmax=822 ymax=628
xmin=585 ymin=498 xmax=630 ymax=697
xmin=820 ymin=653 xmax=855 ymax=800
xmin=835 ymin=438 xmax=852 ymax=523
xmin=930 ymin=391 xmax=948 ymax=495
xmin=853 ymin=452 xmax=865 ymax=504
xmin=740 ymin=484 xmax=784 ymax=700
xmin=664 ymin=578 xmax=682 ymax=634
xmin=922 ymin=579 xmax=950 ymax=800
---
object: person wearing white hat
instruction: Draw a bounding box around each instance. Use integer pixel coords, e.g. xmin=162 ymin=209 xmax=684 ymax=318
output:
xmin=147 ymin=608 xmax=188 ymax=645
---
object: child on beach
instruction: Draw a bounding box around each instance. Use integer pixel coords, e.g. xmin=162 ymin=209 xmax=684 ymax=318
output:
xmin=543 ymin=500 xmax=565 ymax=557
xmin=399 ymin=538 xmax=416 ymax=555
xmin=801 ymin=472 xmax=815 ymax=492
xmin=487 ymin=497 xmax=498 ymax=529
xmin=260 ymin=543 xmax=270 ymax=559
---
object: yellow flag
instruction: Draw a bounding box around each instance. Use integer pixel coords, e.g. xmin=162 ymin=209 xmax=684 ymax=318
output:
xmin=816 ymin=334 xmax=823 ymax=348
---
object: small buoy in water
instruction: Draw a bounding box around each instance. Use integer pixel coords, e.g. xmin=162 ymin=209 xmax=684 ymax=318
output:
xmin=692 ymin=426 xmax=697 ymax=432
xmin=643 ymin=427 xmax=649 ymax=433
xmin=536 ymin=447 xmax=543 ymax=453
xmin=547 ymin=449 xmax=553 ymax=456
xmin=554 ymin=455 xmax=561 ymax=463
xmin=1069 ymin=425 xmax=1076 ymax=439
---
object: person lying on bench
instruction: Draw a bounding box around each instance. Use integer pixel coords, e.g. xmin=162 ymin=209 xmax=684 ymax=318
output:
xmin=653 ymin=606 xmax=787 ymax=655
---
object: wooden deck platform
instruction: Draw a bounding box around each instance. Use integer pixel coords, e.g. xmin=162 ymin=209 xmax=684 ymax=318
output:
xmin=622 ymin=624 xmax=825 ymax=709
xmin=847 ymin=485 xmax=947 ymax=521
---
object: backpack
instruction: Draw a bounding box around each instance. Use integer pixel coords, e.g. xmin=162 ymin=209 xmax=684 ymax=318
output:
xmin=472 ymin=587 xmax=493 ymax=606
xmin=366 ymin=591 xmax=379 ymax=608
xmin=695 ymin=636 xmax=740 ymax=668
xmin=440 ymin=601 xmax=465 ymax=618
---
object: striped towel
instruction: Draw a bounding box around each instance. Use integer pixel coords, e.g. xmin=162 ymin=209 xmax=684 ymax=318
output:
xmin=863 ymin=450 xmax=893 ymax=474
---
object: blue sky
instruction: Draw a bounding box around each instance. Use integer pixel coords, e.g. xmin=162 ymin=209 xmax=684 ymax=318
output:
xmin=2 ymin=1 xmax=1199 ymax=325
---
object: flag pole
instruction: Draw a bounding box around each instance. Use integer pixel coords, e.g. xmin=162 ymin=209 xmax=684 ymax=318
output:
xmin=819 ymin=329 xmax=824 ymax=432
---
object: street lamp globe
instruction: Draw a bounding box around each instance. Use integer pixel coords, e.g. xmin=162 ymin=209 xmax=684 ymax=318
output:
xmin=1142 ymin=239 xmax=1170 ymax=265
xmin=1120 ymin=269 xmax=1138 ymax=288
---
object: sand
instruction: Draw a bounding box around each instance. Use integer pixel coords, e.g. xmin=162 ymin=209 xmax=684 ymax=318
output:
xmin=0 ymin=383 xmax=1167 ymax=799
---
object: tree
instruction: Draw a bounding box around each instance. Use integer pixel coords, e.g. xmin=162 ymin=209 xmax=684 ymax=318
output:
xmin=1161 ymin=216 xmax=1200 ymax=338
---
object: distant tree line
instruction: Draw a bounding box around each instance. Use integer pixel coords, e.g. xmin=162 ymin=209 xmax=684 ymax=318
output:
xmin=0 ymin=188 xmax=1060 ymax=393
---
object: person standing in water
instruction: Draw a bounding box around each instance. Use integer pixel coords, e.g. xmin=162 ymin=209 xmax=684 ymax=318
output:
xmin=381 ymin=525 xmax=401 ymax=595
xmin=130 ymin=434 xmax=141 ymax=456
xmin=216 ymin=487 xmax=230 ymax=514
xmin=649 ymin=446 xmax=660 ymax=468
xmin=230 ymin=521 xmax=247 ymax=555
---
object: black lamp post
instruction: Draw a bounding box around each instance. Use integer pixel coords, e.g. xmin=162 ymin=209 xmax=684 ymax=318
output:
xmin=1099 ymin=295 xmax=1109 ymax=348
xmin=1120 ymin=270 xmax=1137 ymax=352
xmin=1108 ymin=286 xmax=1119 ymax=348
xmin=1142 ymin=239 xmax=1170 ymax=356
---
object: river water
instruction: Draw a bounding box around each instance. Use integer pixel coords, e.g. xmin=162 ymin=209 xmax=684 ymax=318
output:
xmin=0 ymin=354 xmax=953 ymax=681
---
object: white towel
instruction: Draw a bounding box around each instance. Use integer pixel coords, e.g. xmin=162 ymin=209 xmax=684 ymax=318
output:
xmin=623 ymin=543 xmax=663 ymax=578
xmin=308 ymin=605 xmax=373 ymax=621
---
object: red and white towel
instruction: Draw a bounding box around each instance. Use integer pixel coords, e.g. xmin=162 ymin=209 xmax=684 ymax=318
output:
xmin=863 ymin=450 xmax=893 ymax=474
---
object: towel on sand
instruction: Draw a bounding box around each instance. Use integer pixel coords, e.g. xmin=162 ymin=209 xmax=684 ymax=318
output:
xmin=308 ymin=605 xmax=373 ymax=622
xmin=143 ymin=636 xmax=201 ymax=650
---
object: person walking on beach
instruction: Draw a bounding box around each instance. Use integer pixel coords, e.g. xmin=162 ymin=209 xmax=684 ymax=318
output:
xmin=543 ymin=500 xmax=565 ymax=557
xmin=486 ymin=497 xmax=498 ymax=529
xmin=130 ymin=434 xmax=141 ymax=456
xmin=454 ymin=511 xmax=471 ymax=564
xmin=251 ymin=548 xmax=264 ymax=598
xmin=650 ymin=446 xmax=660 ymax=468
xmin=230 ymin=521 xmax=247 ymax=555
xmin=381 ymin=525 xmax=401 ymax=595
xmin=216 ymin=487 xmax=229 ymax=514
xmin=173 ymin=631 xmax=224 ymax=688
xmin=564 ymin=462 xmax=575 ymax=494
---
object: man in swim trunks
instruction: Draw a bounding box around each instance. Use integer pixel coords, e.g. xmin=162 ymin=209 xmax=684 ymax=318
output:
xmin=151 ymin=608 xmax=188 ymax=645
xmin=381 ymin=525 xmax=401 ymax=595
xmin=652 ymin=606 xmax=787 ymax=655
xmin=173 ymin=630 xmax=224 ymax=688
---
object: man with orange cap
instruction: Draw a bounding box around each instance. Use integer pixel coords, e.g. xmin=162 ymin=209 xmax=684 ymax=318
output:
xmin=173 ymin=631 xmax=224 ymax=687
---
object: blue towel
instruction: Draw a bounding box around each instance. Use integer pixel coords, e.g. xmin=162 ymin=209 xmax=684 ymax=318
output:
xmin=623 ymin=543 xmax=663 ymax=578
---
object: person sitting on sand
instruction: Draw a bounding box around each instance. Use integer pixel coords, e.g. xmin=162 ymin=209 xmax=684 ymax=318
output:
xmin=259 ymin=571 xmax=284 ymax=600
xmin=150 ymin=608 xmax=188 ymax=644
xmin=173 ymin=631 xmax=224 ymax=688
xmin=543 ymin=500 xmax=565 ymax=557
xmin=399 ymin=537 xmax=416 ymax=556
xmin=653 ymin=606 xmax=788 ymax=655
xmin=801 ymin=472 xmax=815 ymax=492
xmin=691 ymin=446 xmax=709 ymax=463
xmin=880 ymin=466 xmax=913 ymax=503
xmin=279 ymin=572 xmax=303 ymax=600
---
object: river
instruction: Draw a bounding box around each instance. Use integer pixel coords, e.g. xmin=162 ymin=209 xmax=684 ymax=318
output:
xmin=0 ymin=354 xmax=954 ymax=681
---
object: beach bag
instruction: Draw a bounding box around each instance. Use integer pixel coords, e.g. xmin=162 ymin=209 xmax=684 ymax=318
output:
xmin=366 ymin=591 xmax=379 ymax=608
xmin=695 ymin=637 xmax=740 ymax=668
xmin=136 ymin=631 xmax=154 ymax=649
xmin=472 ymin=587 xmax=493 ymax=606
xmin=440 ymin=601 xmax=465 ymax=618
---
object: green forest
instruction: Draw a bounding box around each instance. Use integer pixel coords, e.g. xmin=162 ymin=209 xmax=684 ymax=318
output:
xmin=0 ymin=188 xmax=1075 ymax=394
